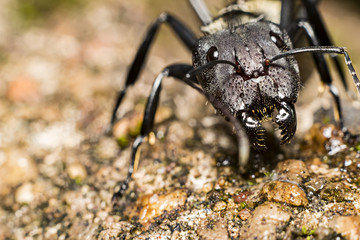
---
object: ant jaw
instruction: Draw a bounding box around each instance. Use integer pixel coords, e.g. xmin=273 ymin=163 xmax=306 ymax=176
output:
xmin=251 ymin=104 xmax=275 ymax=123
xmin=240 ymin=100 xmax=296 ymax=149
xmin=274 ymin=101 xmax=297 ymax=144
xmin=240 ymin=110 xmax=268 ymax=151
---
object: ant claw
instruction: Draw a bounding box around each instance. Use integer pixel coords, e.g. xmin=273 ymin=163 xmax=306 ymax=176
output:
xmin=112 ymin=180 xmax=129 ymax=203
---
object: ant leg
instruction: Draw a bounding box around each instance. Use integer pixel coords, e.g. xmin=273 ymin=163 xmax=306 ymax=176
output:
xmin=189 ymin=0 xmax=212 ymax=25
xmin=109 ymin=13 xmax=197 ymax=130
xmin=112 ymin=64 xmax=202 ymax=201
xmin=297 ymin=20 xmax=344 ymax=129
xmin=301 ymin=0 xmax=348 ymax=92
xmin=280 ymin=0 xmax=295 ymax=29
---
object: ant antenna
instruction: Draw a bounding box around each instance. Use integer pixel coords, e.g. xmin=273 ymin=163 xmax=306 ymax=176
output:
xmin=269 ymin=46 xmax=360 ymax=95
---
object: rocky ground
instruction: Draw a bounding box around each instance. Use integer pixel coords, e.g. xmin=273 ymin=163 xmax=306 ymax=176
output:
xmin=0 ymin=0 xmax=360 ymax=239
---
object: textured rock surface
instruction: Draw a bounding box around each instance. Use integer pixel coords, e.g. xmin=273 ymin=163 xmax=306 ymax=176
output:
xmin=0 ymin=0 xmax=360 ymax=240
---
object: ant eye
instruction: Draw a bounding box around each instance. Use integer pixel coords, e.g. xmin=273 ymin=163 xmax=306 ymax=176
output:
xmin=207 ymin=46 xmax=219 ymax=62
xmin=270 ymin=31 xmax=285 ymax=49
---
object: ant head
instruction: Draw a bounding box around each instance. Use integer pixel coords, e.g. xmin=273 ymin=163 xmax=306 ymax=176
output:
xmin=192 ymin=21 xmax=301 ymax=148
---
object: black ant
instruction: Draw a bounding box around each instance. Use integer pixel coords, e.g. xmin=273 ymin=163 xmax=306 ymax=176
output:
xmin=109 ymin=0 xmax=360 ymax=201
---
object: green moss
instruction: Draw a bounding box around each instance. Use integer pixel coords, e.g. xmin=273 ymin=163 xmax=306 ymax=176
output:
xmin=117 ymin=135 xmax=130 ymax=148
xmin=74 ymin=177 xmax=83 ymax=185
xmin=263 ymin=171 xmax=274 ymax=178
xmin=239 ymin=202 xmax=247 ymax=209
xmin=355 ymin=143 xmax=360 ymax=151
xmin=301 ymin=226 xmax=316 ymax=236
xmin=247 ymin=181 xmax=255 ymax=186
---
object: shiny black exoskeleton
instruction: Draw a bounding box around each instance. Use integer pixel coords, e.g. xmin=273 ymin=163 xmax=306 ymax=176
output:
xmin=109 ymin=0 xmax=360 ymax=201
xmin=193 ymin=21 xmax=300 ymax=150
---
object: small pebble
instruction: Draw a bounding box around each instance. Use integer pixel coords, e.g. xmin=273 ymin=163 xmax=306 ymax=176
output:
xmin=275 ymin=159 xmax=310 ymax=184
xmin=67 ymin=163 xmax=87 ymax=182
xmin=15 ymin=183 xmax=35 ymax=204
xmin=261 ymin=181 xmax=309 ymax=207
xmin=124 ymin=189 xmax=187 ymax=225
xmin=239 ymin=208 xmax=252 ymax=221
xmin=202 ymin=182 xmax=214 ymax=193
xmin=239 ymin=202 xmax=291 ymax=239
xmin=233 ymin=191 xmax=250 ymax=203
xmin=112 ymin=112 xmax=142 ymax=139
xmin=213 ymin=200 xmax=227 ymax=211
xmin=0 ymin=151 xmax=38 ymax=196
xmin=7 ymin=76 xmax=40 ymax=103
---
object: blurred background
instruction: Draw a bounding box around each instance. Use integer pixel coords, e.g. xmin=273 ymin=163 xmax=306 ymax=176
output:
xmin=0 ymin=0 xmax=359 ymax=238
xmin=0 ymin=0 xmax=359 ymax=134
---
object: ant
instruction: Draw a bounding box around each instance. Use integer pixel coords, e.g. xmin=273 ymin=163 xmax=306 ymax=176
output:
xmin=109 ymin=0 xmax=360 ymax=201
